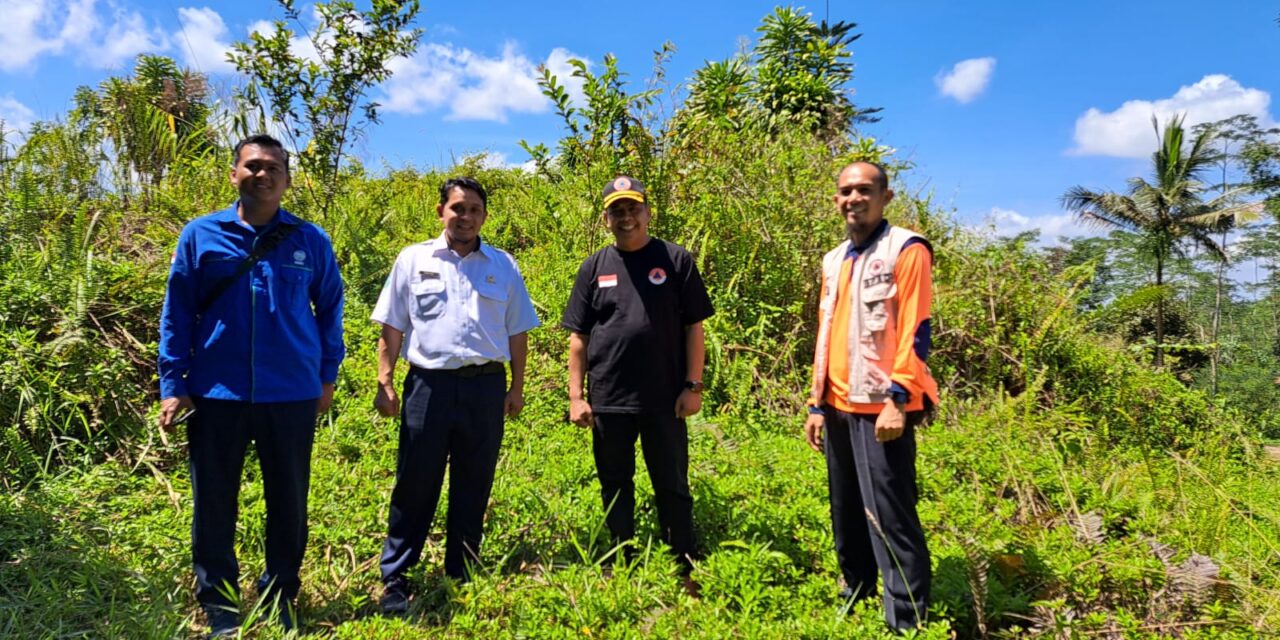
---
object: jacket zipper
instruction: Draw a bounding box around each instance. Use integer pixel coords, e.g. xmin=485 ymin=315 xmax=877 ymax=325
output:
xmin=250 ymin=232 xmax=259 ymax=403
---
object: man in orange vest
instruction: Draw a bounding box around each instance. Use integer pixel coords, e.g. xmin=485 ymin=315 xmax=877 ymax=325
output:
xmin=804 ymin=161 xmax=937 ymax=630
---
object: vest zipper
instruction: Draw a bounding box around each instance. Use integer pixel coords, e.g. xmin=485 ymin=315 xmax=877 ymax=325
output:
xmin=848 ymin=252 xmax=865 ymax=404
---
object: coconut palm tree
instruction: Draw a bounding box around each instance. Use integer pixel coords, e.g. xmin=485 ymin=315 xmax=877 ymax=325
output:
xmin=1062 ymin=115 xmax=1238 ymax=367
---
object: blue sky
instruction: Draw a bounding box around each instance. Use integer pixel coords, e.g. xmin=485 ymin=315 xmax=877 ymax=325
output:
xmin=2 ymin=0 xmax=1278 ymax=242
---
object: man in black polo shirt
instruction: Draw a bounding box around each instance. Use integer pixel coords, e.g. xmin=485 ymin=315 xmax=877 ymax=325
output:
xmin=562 ymin=176 xmax=714 ymax=584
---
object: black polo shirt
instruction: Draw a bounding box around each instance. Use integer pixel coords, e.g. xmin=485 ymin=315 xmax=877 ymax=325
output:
xmin=562 ymin=238 xmax=714 ymax=414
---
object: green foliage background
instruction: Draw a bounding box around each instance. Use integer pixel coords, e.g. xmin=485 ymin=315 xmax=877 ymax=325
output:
xmin=2 ymin=6 xmax=1280 ymax=639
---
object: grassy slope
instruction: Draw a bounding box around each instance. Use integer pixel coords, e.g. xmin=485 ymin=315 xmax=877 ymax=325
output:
xmin=3 ymin=328 xmax=1278 ymax=638
xmin=3 ymin=142 xmax=1279 ymax=638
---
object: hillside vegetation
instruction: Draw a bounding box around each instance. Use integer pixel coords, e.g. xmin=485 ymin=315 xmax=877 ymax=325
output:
xmin=3 ymin=7 xmax=1280 ymax=639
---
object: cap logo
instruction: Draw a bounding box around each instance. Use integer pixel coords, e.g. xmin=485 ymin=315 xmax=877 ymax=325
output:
xmin=613 ymin=177 xmax=631 ymax=191
xmin=648 ymin=267 xmax=667 ymax=285
xmin=293 ymin=250 xmax=307 ymax=263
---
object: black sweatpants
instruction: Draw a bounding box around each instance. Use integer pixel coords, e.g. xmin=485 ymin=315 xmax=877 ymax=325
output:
xmin=824 ymin=405 xmax=931 ymax=630
xmin=591 ymin=412 xmax=695 ymax=566
xmin=187 ymin=397 xmax=318 ymax=610
xmin=380 ymin=366 xmax=506 ymax=582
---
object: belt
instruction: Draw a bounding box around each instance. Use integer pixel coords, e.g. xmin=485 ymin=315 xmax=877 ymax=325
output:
xmin=413 ymin=362 xmax=505 ymax=378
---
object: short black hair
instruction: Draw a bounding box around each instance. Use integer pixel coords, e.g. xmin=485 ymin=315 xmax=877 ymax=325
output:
xmin=233 ymin=134 xmax=289 ymax=171
xmin=439 ymin=176 xmax=488 ymax=208
xmin=842 ymin=160 xmax=889 ymax=191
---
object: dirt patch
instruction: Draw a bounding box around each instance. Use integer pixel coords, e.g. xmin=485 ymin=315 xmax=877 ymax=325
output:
xmin=1264 ymin=445 xmax=1280 ymax=463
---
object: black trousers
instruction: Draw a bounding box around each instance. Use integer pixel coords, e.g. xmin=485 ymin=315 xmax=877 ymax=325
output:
xmin=380 ymin=366 xmax=505 ymax=582
xmin=824 ymin=405 xmax=931 ymax=630
xmin=187 ymin=397 xmax=318 ymax=610
xmin=591 ymin=412 xmax=696 ymax=566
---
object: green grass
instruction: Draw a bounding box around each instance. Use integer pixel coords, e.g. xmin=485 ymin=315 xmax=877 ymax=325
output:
xmin=3 ymin=344 xmax=1277 ymax=638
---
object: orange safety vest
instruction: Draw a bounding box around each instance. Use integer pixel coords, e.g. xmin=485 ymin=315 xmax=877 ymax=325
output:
xmin=809 ymin=225 xmax=938 ymax=414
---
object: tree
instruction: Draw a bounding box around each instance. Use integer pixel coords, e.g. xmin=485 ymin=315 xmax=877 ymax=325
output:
xmin=681 ymin=6 xmax=878 ymax=140
xmin=1188 ymin=115 xmax=1270 ymax=393
xmin=752 ymin=7 xmax=879 ymax=135
xmin=229 ymin=0 xmax=422 ymax=219
xmin=71 ymin=55 xmax=215 ymax=203
xmin=1062 ymin=116 xmax=1233 ymax=367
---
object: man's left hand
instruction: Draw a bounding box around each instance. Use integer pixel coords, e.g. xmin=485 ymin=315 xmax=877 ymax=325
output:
xmin=675 ymin=389 xmax=702 ymax=418
xmin=505 ymin=389 xmax=525 ymax=418
xmin=318 ymin=383 xmax=336 ymax=415
xmin=875 ymin=401 xmax=906 ymax=442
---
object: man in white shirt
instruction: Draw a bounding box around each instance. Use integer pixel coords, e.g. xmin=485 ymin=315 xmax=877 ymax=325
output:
xmin=371 ymin=176 xmax=540 ymax=614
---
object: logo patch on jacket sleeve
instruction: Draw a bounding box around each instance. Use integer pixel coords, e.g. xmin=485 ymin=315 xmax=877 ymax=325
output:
xmin=598 ymin=274 xmax=618 ymax=288
xmin=647 ymin=267 xmax=668 ymax=285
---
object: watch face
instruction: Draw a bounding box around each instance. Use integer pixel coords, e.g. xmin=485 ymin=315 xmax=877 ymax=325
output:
xmin=686 ymin=380 xmax=704 ymax=392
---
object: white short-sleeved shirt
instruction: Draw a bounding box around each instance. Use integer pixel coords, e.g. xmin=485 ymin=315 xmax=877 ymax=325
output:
xmin=372 ymin=235 xmax=541 ymax=370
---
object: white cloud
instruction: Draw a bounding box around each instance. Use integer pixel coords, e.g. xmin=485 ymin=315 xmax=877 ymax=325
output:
xmin=935 ymin=57 xmax=996 ymax=104
xmin=0 ymin=0 xmax=169 ymax=71
xmin=173 ymin=7 xmax=235 ymax=75
xmin=1071 ymin=75 xmax=1277 ymax=158
xmin=0 ymin=0 xmax=91 ymax=70
xmin=382 ymin=43 xmax=590 ymax=122
xmin=85 ymin=6 xmax=169 ymax=68
xmin=60 ymin=0 xmax=100 ymax=46
xmin=0 ymin=95 xmax=35 ymax=135
xmin=544 ymin=47 xmax=589 ymax=108
xmin=973 ymin=207 xmax=1099 ymax=245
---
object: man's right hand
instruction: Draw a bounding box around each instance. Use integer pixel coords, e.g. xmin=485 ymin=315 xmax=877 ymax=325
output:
xmin=803 ymin=412 xmax=825 ymax=453
xmin=374 ymin=383 xmax=400 ymax=418
xmin=569 ymin=398 xmax=594 ymax=428
xmin=158 ymin=395 xmax=194 ymax=431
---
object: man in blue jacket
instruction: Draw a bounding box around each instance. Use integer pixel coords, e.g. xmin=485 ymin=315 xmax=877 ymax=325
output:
xmin=157 ymin=134 xmax=345 ymax=636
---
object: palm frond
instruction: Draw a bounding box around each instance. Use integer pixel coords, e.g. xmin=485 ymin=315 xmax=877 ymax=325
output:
xmin=1061 ymin=187 xmax=1149 ymax=231
xmin=1182 ymin=199 xmax=1264 ymax=227
xmin=1184 ymin=225 xmax=1228 ymax=262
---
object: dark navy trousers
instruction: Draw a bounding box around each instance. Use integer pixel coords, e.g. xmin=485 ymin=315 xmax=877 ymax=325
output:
xmin=591 ymin=412 xmax=696 ymax=567
xmin=187 ymin=397 xmax=318 ymax=609
xmin=380 ymin=366 xmax=506 ymax=582
xmin=824 ymin=404 xmax=931 ymax=630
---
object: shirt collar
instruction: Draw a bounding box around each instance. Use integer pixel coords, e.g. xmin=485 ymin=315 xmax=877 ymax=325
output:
xmin=848 ymin=219 xmax=890 ymax=255
xmin=214 ymin=202 xmax=299 ymax=228
xmin=430 ymin=232 xmax=493 ymax=260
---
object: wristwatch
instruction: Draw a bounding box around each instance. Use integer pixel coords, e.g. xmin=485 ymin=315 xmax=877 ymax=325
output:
xmin=684 ymin=380 xmax=704 ymax=393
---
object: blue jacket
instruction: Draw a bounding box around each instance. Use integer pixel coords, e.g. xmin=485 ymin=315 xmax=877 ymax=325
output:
xmin=158 ymin=204 xmax=345 ymax=402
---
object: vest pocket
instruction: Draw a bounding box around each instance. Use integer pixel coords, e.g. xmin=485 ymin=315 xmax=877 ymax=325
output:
xmin=861 ymin=284 xmax=896 ymax=332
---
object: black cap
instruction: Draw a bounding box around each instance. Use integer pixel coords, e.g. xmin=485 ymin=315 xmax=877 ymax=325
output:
xmin=602 ymin=175 xmax=646 ymax=207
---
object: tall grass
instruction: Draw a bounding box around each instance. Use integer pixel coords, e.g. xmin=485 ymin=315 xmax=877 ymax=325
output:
xmin=1 ymin=87 xmax=1277 ymax=638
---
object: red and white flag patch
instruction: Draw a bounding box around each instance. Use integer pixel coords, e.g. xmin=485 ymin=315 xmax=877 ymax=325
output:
xmin=598 ymin=274 xmax=618 ymax=288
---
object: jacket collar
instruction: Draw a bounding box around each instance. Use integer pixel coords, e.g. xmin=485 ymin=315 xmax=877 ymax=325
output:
xmin=214 ymin=202 xmax=300 ymax=228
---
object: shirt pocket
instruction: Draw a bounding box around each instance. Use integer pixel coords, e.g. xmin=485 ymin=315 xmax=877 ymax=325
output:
xmin=280 ymin=264 xmax=313 ymax=306
xmin=200 ymin=257 xmax=241 ymax=289
xmin=412 ymin=279 xmax=447 ymax=321
xmin=475 ymin=280 xmax=509 ymax=336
